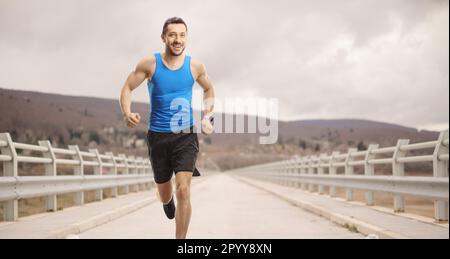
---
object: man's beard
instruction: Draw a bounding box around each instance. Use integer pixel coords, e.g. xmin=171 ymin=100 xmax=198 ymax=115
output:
xmin=166 ymin=44 xmax=185 ymax=56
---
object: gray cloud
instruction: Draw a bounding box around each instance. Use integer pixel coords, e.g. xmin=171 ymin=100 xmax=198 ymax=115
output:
xmin=0 ymin=0 xmax=448 ymax=130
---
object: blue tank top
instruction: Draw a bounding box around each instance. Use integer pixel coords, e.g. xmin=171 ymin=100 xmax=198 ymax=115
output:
xmin=147 ymin=53 xmax=195 ymax=133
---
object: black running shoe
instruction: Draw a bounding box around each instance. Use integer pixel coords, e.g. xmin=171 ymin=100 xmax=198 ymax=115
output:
xmin=193 ymin=167 xmax=201 ymax=177
xmin=163 ymin=197 xmax=176 ymax=220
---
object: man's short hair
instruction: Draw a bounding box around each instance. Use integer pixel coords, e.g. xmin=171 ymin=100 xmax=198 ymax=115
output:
xmin=162 ymin=17 xmax=188 ymax=36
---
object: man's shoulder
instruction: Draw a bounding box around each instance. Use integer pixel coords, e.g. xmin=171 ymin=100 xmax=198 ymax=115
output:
xmin=190 ymin=58 xmax=206 ymax=73
xmin=190 ymin=57 xmax=204 ymax=67
xmin=137 ymin=55 xmax=156 ymax=74
xmin=142 ymin=55 xmax=157 ymax=66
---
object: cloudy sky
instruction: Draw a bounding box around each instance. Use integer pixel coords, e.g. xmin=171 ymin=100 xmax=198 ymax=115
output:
xmin=0 ymin=0 xmax=448 ymax=131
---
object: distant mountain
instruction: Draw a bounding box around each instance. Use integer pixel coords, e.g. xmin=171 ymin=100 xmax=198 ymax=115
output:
xmin=0 ymin=87 xmax=147 ymax=131
xmin=278 ymin=118 xmax=436 ymax=145
xmin=0 ymin=87 xmax=441 ymax=170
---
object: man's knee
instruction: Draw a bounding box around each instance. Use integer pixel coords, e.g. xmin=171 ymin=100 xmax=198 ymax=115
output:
xmin=176 ymin=184 xmax=190 ymax=201
xmin=157 ymin=181 xmax=173 ymax=202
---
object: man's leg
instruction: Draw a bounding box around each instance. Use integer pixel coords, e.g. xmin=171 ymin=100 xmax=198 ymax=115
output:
xmin=157 ymin=180 xmax=173 ymax=204
xmin=175 ymin=172 xmax=193 ymax=239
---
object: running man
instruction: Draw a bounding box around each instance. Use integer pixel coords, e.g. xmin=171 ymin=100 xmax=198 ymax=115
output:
xmin=119 ymin=17 xmax=215 ymax=239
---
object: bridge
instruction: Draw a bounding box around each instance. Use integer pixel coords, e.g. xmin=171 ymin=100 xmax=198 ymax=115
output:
xmin=0 ymin=131 xmax=448 ymax=239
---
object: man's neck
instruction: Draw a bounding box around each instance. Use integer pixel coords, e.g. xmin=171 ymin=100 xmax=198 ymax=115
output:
xmin=162 ymin=52 xmax=185 ymax=66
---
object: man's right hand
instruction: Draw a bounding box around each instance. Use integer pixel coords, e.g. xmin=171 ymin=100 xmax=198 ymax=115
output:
xmin=123 ymin=113 xmax=141 ymax=128
xmin=201 ymin=112 xmax=214 ymax=135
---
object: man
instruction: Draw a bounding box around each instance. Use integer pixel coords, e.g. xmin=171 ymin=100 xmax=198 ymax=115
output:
xmin=119 ymin=17 xmax=215 ymax=239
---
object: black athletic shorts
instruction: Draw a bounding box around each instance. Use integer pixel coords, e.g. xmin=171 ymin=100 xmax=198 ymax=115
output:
xmin=147 ymin=128 xmax=200 ymax=184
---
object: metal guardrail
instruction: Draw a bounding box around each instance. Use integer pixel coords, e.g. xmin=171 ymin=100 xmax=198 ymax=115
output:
xmin=0 ymin=132 xmax=154 ymax=222
xmin=231 ymin=130 xmax=449 ymax=222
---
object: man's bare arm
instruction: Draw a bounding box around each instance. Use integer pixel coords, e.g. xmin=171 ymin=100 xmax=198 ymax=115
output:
xmin=119 ymin=57 xmax=153 ymax=128
xmin=195 ymin=63 xmax=215 ymax=115
xmin=194 ymin=61 xmax=215 ymax=134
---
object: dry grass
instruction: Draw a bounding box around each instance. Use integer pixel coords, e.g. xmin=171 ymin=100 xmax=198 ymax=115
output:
xmin=332 ymin=188 xmax=434 ymax=218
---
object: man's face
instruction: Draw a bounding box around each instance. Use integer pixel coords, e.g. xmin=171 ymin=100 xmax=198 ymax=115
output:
xmin=162 ymin=24 xmax=187 ymax=56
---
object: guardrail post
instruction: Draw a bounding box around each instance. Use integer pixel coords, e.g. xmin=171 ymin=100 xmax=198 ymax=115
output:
xmin=329 ymin=151 xmax=339 ymax=197
xmin=90 ymin=149 xmax=104 ymax=201
xmin=106 ymin=152 xmax=118 ymax=198
xmin=137 ymin=156 xmax=144 ymax=190
xmin=318 ymin=154 xmax=326 ymax=195
xmin=345 ymin=148 xmax=358 ymax=201
xmin=308 ymin=155 xmax=316 ymax=192
xmin=129 ymin=156 xmax=139 ymax=192
xmin=280 ymin=160 xmax=286 ymax=186
xmin=294 ymin=157 xmax=301 ymax=188
xmin=285 ymin=160 xmax=290 ymax=186
xmin=276 ymin=161 xmax=282 ymax=185
xmin=275 ymin=162 xmax=279 ymax=184
xmin=0 ymin=133 xmax=18 ymax=221
xmin=120 ymin=154 xmax=129 ymax=194
xmin=393 ymin=139 xmax=409 ymax=212
xmin=143 ymin=159 xmax=151 ymax=189
xmin=286 ymin=159 xmax=294 ymax=187
xmin=270 ymin=162 xmax=276 ymax=183
xmin=433 ymin=131 xmax=449 ymax=222
xmin=364 ymin=144 xmax=379 ymax=206
xmin=278 ymin=161 xmax=283 ymax=185
xmin=291 ymin=159 xmax=298 ymax=187
xmin=300 ymin=157 xmax=307 ymax=190
xmin=69 ymin=145 xmax=84 ymax=205
xmin=137 ymin=157 xmax=145 ymax=191
xmin=38 ymin=140 xmax=57 ymax=212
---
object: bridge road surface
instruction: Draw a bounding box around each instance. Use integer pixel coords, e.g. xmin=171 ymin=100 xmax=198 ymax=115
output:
xmin=79 ymin=173 xmax=363 ymax=239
